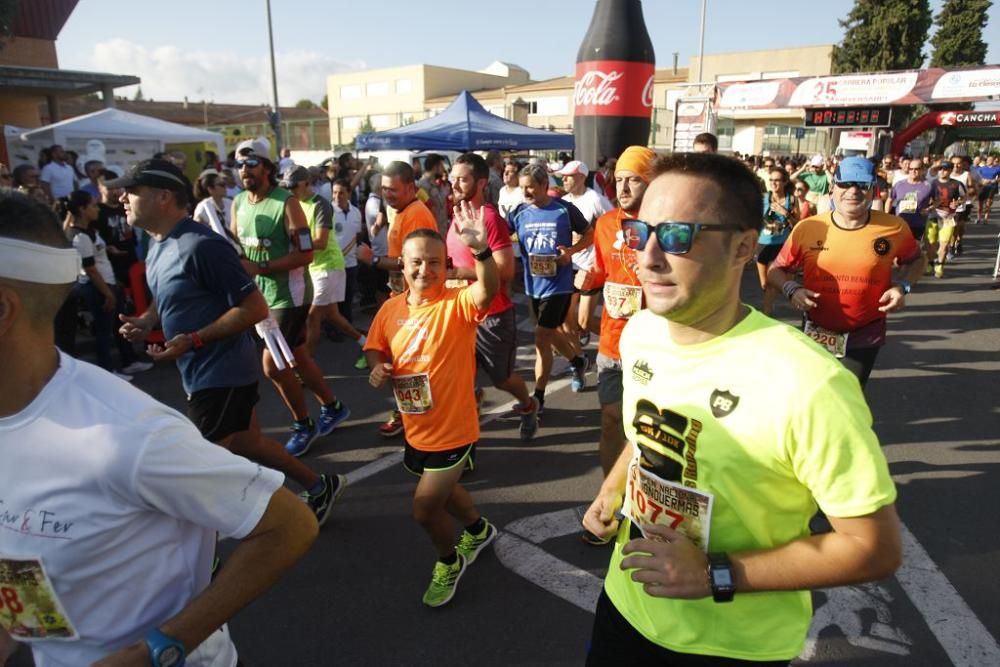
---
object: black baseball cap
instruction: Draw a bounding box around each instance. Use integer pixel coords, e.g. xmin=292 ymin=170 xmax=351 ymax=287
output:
xmin=105 ymin=159 xmax=191 ymax=192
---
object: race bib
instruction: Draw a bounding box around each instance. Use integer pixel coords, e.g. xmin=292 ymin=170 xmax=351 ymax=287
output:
xmin=388 ymin=272 xmax=406 ymax=294
xmin=0 ymin=557 xmax=77 ymax=641
xmin=897 ymin=195 xmax=917 ymax=214
xmin=804 ymin=320 xmax=848 ymax=358
xmin=603 ymin=282 xmax=642 ymax=319
xmin=625 ymin=463 xmax=714 ymax=551
xmin=528 ymin=253 xmax=557 ymax=277
xmin=392 ymin=373 xmax=433 ymax=414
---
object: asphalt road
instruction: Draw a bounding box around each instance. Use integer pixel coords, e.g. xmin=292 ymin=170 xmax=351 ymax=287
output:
xmin=8 ymin=220 xmax=1000 ymax=667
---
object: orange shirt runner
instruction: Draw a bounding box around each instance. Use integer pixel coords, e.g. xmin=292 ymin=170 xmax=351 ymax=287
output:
xmin=591 ymin=208 xmax=643 ymax=360
xmin=772 ymin=210 xmax=920 ymax=333
xmin=364 ymin=287 xmax=485 ymax=451
xmin=388 ymin=199 xmax=438 ymax=258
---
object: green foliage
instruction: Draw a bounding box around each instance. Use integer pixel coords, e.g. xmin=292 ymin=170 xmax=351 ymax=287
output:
xmin=320 ymin=94 xmax=328 ymax=110
xmin=930 ymin=0 xmax=991 ymax=67
xmin=832 ymin=0 xmax=932 ymax=74
xmin=133 ymin=86 xmax=145 ymax=102
xmin=358 ymin=116 xmax=375 ymax=134
xmin=294 ymin=98 xmax=314 ymax=110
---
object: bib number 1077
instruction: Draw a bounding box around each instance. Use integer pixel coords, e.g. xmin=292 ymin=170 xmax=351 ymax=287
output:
xmin=627 ymin=477 xmax=684 ymax=529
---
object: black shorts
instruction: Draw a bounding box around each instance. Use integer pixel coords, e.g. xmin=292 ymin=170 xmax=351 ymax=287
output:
xmin=587 ymin=589 xmax=790 ymax=667
xmin=187 ymin=382 xmax=259 ymax=442
xmin=756 ymin=243 xmax=782 ymax=265
xmin=403 ymin=441 xmax=474 ymax=476
xmin=596 ymin=354 xmax=623 ymax=407
xmin=530 ymin=293 xmax=572 ymax=329
xmin=476 ymin=309 xmax=517 ymax=386
xmin=978 ymin=182 xmax=997 ymax=201
xmin=272 ymin=305 xmax=309 ymax=349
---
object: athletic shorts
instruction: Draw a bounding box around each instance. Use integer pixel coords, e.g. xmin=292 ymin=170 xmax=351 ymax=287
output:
xmin=310 ymin=268 xmax=346 ymax=306
xmin=596 ymin=353 xmax=623 ymax=407
xmin=955 ymin=208 xmax=970 ymax=223
xmin=755 ymin=243 xmax=783 ymax=266
xmin=476 ymin=308 xmax=517 ymax=386
xmin=530 ymin=293 xmax=572 ymax=329
xmin=403 ymin=441 xmax=474 ymax=476
xmin=978 ymin=182 xmax=997 ymax=200
xmin=926 ymin=218 xmax=955 ymax=245
xmin=272 ymin=305 xmax=309 ymax=349
xmin=187 ymin=382 xmax=259 ymax=442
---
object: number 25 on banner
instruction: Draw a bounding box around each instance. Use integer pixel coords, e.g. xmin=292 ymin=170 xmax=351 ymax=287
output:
xmin=813 ymin=81 xmax=838 ymax=102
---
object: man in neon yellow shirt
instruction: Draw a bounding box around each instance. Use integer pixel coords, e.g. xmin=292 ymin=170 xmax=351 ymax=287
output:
xmin=582 ymin=153 xmax=901 ymax=665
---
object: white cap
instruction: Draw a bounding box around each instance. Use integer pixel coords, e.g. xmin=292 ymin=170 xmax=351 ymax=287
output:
xmin=235 ymin=137 xmax=271 ymax=158
xmin=810 ymin=154 xmax=825 ymax=167
xmin=556 ymin=160 xmax=589 ymax=177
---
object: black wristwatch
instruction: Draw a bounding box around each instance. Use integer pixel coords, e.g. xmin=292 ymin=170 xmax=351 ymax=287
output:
xmin=896 ymin=280 xmax=912 ymax=294
xmin=257 ymin=260 xmax=270 ymax=274
xmin=473 ymin=246 xmax=493 ymax=262
xmin=707 ymin=552 xmax=736 ymax=603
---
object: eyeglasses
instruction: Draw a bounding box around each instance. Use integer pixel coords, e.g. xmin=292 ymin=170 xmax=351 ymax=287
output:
xmin=834 ymin=181 xmax=873 ymax=192
xmin=236 ymin=158 xmax=260 ymax=169
xmin=622 ymin=220 xmax=745 ymax=255
xmin=908 ymin=168 xmax=922 ymax=172
xmin=794 ymin=187 xmax=806 ymax=193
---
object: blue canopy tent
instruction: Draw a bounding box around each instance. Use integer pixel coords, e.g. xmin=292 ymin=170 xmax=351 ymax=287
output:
xmin=355 ymin=90 xmax=575 ymax=151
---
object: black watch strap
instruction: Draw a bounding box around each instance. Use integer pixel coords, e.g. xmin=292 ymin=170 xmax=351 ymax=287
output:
xmin=708 ymin=552 xmax=736 ymax=603
xmin=473 ymin=246 xmax=493 ymax=262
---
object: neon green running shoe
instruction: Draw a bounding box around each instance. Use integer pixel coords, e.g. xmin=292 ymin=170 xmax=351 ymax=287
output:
xmin=456 ymin=519 xmax=497 ymax=565
xmin=354 ymin=354 xmax=368 ymax=370
xmin=422 ymin=555 xmax=466 ymax=608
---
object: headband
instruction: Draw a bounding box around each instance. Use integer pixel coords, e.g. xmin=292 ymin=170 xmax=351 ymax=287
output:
xmin=0 ymin=237 xmax=81 ymax=284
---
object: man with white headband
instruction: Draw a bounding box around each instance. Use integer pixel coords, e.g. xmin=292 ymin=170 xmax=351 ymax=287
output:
xmin=0 ymin=190 xmax=317 ymax=666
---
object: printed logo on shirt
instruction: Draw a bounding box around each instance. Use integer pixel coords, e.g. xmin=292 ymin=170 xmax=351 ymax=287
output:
xmin=812 ymin=239 xmax=829 ymax=252
xmin=873 ymin=237 xmax=891 ymax=256
xmin=632 ymin=399 xmax=702 ymax=487
xmin=709 ymin=389 xmax=740 ymax=418
xmin=631 ymin=359 xmax=654 ymax=385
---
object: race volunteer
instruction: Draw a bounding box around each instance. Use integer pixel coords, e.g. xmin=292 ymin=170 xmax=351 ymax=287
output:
xmin=582 ymin=153 xmax=901 ymax=665
xmin=364 ymin=203 xmax=499 ymax=608
xmin=584 ymin=146 xmax=656 ymax=547
xmin=768 ymin=157 xmax=925 ymax=387
xmin=0 ymin=190 xmax=317 ymax=667
xmin=508 ymin=163 xmax=593 ymax=408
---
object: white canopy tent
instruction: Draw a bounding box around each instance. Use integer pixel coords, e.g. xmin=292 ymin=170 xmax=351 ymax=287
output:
xmin=9 ymin=108 xmax=224 ymax=174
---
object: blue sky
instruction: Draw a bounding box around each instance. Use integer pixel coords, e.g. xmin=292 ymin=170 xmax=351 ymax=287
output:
xmin=57 ymin=0 xmax=1000 ymax=106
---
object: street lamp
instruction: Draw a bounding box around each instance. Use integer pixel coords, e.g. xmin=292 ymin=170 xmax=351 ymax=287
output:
xmin=266 ymin=0 xmax=283 ymax=152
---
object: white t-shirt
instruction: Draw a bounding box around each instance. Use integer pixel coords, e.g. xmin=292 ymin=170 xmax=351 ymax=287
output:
xmin=364 ymin=194 xmax=388 ymax=257
xmin=277 ymin=157 xmax=295 ymax=174
xmin=497 ymin=186 xmax=524 ymax=221
xmin=333 ymin=203 xmax=362 ymax=268
xmin=0 ymin=353 xmax=284 ymax=667
xmin=40 ymin=162 xmax=77 ymax=199
xmin=561 ymin=188 xmax=610 ymax=271
xmin=70 ymin=227 xmax=116 ymax=286
xmin=193 ymin=197 xmax=234 ymax=240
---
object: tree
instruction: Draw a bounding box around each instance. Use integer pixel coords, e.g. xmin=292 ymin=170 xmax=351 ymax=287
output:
xmin=930 ymin=0 xmax=991 ymax=67
xmin=294 ymin=98 xmax=314 ymax=110
xmin=832 ymin=0 xmax=932 ymax=74
xmin=320 ymin=94 xmax=328 ymax=110
xmin=133 ymin=86 xmax=145 ymax=102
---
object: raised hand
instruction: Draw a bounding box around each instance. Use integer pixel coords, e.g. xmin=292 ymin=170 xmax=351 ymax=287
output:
xmin=452 ymin=200 xmax=487 ymax=252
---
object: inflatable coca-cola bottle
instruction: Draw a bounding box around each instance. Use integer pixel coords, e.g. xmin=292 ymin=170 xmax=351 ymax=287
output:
xmin=573 ymin=0 xmax=655 ymax=169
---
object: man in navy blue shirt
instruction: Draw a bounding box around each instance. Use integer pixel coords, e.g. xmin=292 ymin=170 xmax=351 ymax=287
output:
xmin=113 ymin=159 xmax=344 ymax=526
xmin=508 ymin=163 xmax=592 ymax=411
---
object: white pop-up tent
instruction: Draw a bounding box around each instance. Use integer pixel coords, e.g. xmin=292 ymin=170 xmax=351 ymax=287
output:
xmin=10 ymin=108 xmax=224 ymax=175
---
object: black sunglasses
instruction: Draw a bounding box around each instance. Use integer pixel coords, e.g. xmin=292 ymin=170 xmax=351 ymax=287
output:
xmin=834 ymin=181 xmax=873 ymax=192
xmin=236 ymin=158 xmax=261 ymax=169
xmin=622 ymin=220 xmax=745 ymax=255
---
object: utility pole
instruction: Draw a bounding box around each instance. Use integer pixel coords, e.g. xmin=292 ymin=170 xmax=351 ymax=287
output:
xmin=266 ymin=0 xmax=282 ymax=153
xmin=697 ymin=0 xmax=707 ymax=83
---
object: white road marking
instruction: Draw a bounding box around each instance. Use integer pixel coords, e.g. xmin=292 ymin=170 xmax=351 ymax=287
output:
xmin=894 ymin=522 xmax=1000 ymax=666
xmin=800 ymin=584 xmax=911 ymax=660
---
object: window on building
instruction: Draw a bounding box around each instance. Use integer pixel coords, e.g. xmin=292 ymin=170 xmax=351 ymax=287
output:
xmin=525 ymin=101 xmax=539 ymax=114
xmin=367 ymin=82 xmax=389 ymax=97
xmin=342 ymin=116 xmax=361 ymax=130
xmin=340 ymin=85 xmax=362 ymax=100
xmin=370 ymin=114 xmax=391 ymax=128
xmin=396 ymin=79 xmax=412 ymax=94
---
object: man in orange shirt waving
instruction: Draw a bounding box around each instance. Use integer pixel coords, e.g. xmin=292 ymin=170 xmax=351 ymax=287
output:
xmin=768 ymin=157 xmax=925 ymax=387
xmin=364 ymin=201 xmax=498 ymax=608
xmin=584 ymin=146 xmax=656 ymax=545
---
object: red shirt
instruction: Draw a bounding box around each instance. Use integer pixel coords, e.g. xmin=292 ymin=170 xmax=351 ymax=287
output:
xmin=445 ymin=203 xmax=512 ymax=316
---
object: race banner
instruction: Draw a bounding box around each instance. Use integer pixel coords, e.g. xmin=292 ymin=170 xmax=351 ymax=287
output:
xmin=718 ymin=65 xmax=1000 ymax=110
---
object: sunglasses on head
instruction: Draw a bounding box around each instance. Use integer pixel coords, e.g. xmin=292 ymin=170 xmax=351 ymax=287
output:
xmin=236 ymin=158 xmax=260 ymax=169
xmin=621 ymin=220 xmax=745 ymax=255
xmin=835 ymin=181 xmax=873 ymax=192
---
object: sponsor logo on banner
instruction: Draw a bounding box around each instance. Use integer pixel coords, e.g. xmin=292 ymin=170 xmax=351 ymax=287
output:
xmin=931 ymin=68 xmax=1000 ymax=100
xmin=789 ymin=72 xmax=919 ymax=106
xmin=574 ymin=60 xmax=656 ymax=117
xmin=718 ymin=80 xmax=781 ymax=109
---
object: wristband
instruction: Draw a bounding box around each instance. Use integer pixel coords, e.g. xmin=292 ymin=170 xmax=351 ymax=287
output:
xmin=257 ymin=260 xmax=269 ymax=274
xmin=781 ymin=280 xmax=802 ymax=301
xmin=144 ymin=628 xmax=185 ymax=667
xmin=896 ymin=280 xmax=911 ymax=295
xmin=473 ymin=246 xmax=493 ymax=262
xmin=373 ymin=256 xmax=380 ymax=269
xmin=189 ymin=332 xmax=204 ymax=350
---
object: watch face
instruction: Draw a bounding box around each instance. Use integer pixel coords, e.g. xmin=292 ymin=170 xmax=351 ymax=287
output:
xmin=713 ymin=569 xmax=733 ymax=587
xmin=159 ymin=645 xmax=183 ymax=667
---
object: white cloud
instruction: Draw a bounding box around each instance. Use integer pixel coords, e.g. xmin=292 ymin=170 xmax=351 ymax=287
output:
xmin=89 ymin=39 xmax=364 ymax=105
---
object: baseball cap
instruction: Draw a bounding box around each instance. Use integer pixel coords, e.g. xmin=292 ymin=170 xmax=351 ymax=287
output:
xmin=556 ymin=160 xmax=589 ymax=177
xmin=280 ymin=166 xmax=310 ymax=188
xmin=235 ymin=138 xmax=270 ymax=158
xmin=937 ymin=160 xmax=952 ymax=170
xmin=809 ymin=155 xmax=825 ymax=167
xmin=833 ymin=157 xmax=875 ymax=185
xmin=104 ymin=159 xmax=190 ymax=192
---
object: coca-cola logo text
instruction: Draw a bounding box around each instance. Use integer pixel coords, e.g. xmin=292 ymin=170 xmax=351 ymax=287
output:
xmin=641 ymin=75 xmax=654 ymax=108
xmin=575 ymin=70 xmax=622 ymax=107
